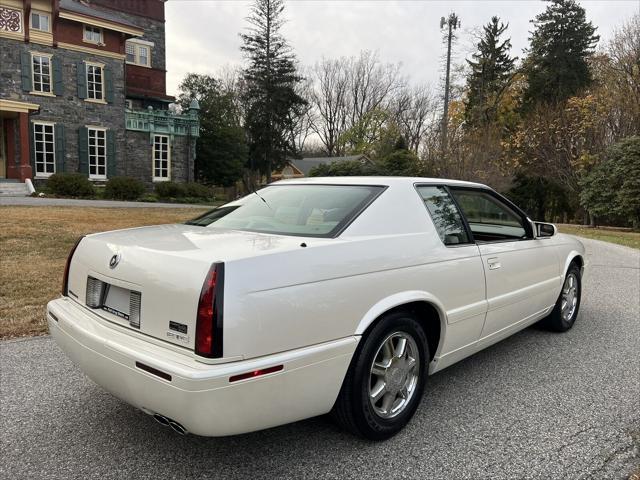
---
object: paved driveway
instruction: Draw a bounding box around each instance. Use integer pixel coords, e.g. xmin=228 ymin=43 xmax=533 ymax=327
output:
xmin=1 ymin=237 xmax=638 ymax=479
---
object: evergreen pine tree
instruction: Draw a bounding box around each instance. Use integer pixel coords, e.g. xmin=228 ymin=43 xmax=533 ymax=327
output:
xmin=523 ymin=0 xmax=599 ymax=107
xmin=464 ymin=16 xmax=516 ymax=126
xmin=240 ymin=0 xmax=306 ymax=183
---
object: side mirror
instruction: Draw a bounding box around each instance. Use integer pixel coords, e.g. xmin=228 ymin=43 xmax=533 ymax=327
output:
xmin=535 ymin=222 xmax=557 ymax=238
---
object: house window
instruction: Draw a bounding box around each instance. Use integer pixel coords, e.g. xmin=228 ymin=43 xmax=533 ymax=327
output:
xmin=153 ymin=135 xmax=170 ymax=180
xmin=86 ymin=63 xmax=103 ymax=100
xmin=125 ymin=42 xmax=135 ymax=63
xmin=125 ymin=41 xmax=151 ymax=67
xmin=83 ymin=25 xmax=102 ymax=44
xmin=30 ymin=11 xmax=50 ymax=32
xmin=33 ymin=122 xmax=55 ymax=177
xmin=32 ymin=54 xmax=52 ymax=93
xmin=88 ymin=128 xmax=107 ymax=179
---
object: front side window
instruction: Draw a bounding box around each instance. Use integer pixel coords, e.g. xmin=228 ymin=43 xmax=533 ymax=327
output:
xmin=30 ymin=11 xmax=50 ymax=32
xmin=153 ymin=135 xmax=169 ymax=180
xmin=88 ymin=128 xmax=106 ymax=179
xmin=186 ymin=184 xmax=385 ymax=238
xmin=86 ymin=64 xmax=103 ymax=100
xmin=416 ymin=185 xmax=470 ymax=246
xmin=83 ymin=25 xmax=102 ymax=43
xmin=33 ymin=122 xmax=55 ymax=177
xmin=32 ymin=54 xmax=51 ymax=93
xmin=451 ymin=189 xmax=527 ymax=242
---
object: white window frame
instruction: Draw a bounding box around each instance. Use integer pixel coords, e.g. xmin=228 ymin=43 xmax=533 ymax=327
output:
xmin=152 ymin=134 xmax=170 ymax=181
xmin=30 ymin=10 xmax=51 ymax=33
xmin=125 ymin=39 xmax=152 ymax=67
xmin=33 ymin=121 xmax=56 ymax=178
xmin=85 ymin=62 xmax=104 ymax=101
xmin=83 ymin=24 xmax=103 ymax=44
xmin=31 ymin=52 xmax=53 ymax=94
xmin=87 ymin=127 xmax=107 ymax=180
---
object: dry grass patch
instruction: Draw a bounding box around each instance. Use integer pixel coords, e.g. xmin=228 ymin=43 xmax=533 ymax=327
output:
xmin=0 ymin=206 xmax=207 ymax=339
xmin=558 ymin=224 xmax=640 ymax=250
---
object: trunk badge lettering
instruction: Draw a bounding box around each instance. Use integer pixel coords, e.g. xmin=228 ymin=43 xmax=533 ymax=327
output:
xmin=109 ymin=253 xmax=121 ymax=269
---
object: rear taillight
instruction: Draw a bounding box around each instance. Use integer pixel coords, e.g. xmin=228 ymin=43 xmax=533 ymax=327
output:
xmin=195 ymin=262 xmax=224 ymax=358
xmin=62 ymin=236 xmax=84 ymax=296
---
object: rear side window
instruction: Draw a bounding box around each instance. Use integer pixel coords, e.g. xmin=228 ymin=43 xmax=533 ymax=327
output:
xmin=416 ymin=186 xmax=470 ymax=246
xmin=451 ymin=189 xmax=527 ymax=242
xmin=186 ymin=184 xmax=385 ymax=238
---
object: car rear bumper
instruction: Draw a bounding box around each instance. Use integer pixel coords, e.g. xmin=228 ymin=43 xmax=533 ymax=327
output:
xmin=47 ymin=297 xmax=357 ymax=436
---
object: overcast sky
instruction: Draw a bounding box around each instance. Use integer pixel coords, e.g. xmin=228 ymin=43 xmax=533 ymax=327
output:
xmin=164 ymin=0 xmax=640 ymax=96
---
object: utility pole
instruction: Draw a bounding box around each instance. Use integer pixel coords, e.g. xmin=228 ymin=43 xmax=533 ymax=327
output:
xmin=440 ymin=13 xmax=460 ymax=156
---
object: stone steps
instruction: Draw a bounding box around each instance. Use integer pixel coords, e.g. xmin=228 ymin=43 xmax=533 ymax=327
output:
xmin=0 ymin=182 xmax=30 ymax=197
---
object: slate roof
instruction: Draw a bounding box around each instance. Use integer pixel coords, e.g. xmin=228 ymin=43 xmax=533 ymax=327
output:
xmin=59 ymin=0 xmax=140 ymax=29
xmin=291 ymin=155 xmax=370 ymax=176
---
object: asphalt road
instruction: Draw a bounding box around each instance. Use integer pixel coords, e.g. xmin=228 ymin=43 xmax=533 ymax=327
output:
xmin=1 ymin=237 xmax=639 ymax=480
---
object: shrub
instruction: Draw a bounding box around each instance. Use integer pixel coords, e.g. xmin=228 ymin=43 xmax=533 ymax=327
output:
xmin=46 ymin=173 xmax=95 ymax=198
xmin=104 ymin=177 xmax=145 ymax=201
xmin=184 ymin=182 xmax=213 ymax=199
xmin=154 ymin=181 xmax=186 ymax=199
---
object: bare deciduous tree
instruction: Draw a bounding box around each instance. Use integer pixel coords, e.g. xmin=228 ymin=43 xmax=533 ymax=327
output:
xmin=308 ymin=57 xmax=351 ymax=156
xmin=392 ymin=84 xmax=438 ymax=153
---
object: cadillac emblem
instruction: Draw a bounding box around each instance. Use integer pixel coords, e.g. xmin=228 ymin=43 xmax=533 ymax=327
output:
xmin=109 ymin=253 xmax=121 ymax=269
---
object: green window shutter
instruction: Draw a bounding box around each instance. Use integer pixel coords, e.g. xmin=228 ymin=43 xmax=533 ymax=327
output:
xmin=78 ymin=127 xmax=89 ymax=175
xmin=52 ymin=56 xmax=64 ymax=96
xmin=54 ymin=124 xmax=65 ymax=174
xmin=104 ymin=66 xmax=114 ymax=103
xmin=21 ymin=52 xmax=33 ymax=92
xmin=76 ymin=61 xmax=87 ymax=99
xmin=106 ymin=129 xmax=116 ymax=177
xmin=29 ymin=122 xmax=35 ymax=170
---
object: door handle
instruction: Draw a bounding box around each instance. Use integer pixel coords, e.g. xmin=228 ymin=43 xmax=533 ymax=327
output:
xmin=487 ymin=257 xmax=501 ymax=270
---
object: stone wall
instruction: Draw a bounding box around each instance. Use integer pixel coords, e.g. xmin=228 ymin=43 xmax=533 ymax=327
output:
xmin=0 ymin=37 xmax=126 ymax=176
xmin=124 ymin=130 xmax=194 ymax=186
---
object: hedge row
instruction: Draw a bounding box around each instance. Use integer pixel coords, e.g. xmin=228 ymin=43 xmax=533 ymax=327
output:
xmin=45 ymin=174 xmax=213 ymax=201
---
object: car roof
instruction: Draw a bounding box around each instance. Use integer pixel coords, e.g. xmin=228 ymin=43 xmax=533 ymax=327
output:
xmin=273 ymin=176 xmax=488 ymax=189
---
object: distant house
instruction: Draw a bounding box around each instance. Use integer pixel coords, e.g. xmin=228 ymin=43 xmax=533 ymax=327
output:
xmin=272 ymin=154 xmax=371 ymax=180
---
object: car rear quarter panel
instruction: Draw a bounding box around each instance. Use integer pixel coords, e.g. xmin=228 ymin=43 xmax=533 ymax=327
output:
xmin=222 ymin=185 xmax=487 ymax=360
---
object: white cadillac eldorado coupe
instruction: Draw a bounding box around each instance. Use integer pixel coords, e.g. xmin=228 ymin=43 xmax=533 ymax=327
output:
xmin=47 ymin=177 xmax=585 ymax=440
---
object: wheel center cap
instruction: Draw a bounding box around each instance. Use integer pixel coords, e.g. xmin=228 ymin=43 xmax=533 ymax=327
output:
xmin=386 ymin=364 xmax=406 ymax=391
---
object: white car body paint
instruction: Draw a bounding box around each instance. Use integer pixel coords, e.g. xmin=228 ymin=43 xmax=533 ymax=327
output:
xmin=48 ymin=177 xmax=586 ymax=436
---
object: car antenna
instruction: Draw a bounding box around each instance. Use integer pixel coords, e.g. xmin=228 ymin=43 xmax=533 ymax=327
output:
xmin=253 ymin=186 xmax=271 ymax=210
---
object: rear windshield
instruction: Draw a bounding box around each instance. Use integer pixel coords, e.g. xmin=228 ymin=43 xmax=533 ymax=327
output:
xmin=186 ymin=184 xmax=385 ymax=237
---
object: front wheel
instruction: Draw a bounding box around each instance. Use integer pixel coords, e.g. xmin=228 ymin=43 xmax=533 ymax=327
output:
xmin=540 ymin=264 xmax=582 ymax=332
xmin=332 ymin=312 xmax=428 ymax=440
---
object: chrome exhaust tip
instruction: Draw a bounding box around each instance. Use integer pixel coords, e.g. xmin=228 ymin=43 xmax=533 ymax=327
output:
xmin=153 ymin=413 xmax=170 ymax=426
xmin=152 ymin=413 xmax=187 ymax=435
xmin=168 ymin=420 xmax=187 ymax=436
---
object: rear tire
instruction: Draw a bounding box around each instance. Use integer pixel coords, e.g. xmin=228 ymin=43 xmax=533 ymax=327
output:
xmin=539 ymin=263 xmax=582 ymax=332
xmin=332 ymin=311 xmax=428 ymax=440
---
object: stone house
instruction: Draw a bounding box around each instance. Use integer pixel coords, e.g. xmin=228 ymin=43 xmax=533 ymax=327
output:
xmin=0 ymin=0 xmax=199 ymax=192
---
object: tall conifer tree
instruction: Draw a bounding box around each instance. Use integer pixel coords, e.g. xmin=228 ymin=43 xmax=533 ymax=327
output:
xmin=240 ymin=0 xmax=306 ymax=183
xmin=523 ymin=0 xmax=599 ymax=107
xmin=464 ymin=16 xmax=516 ymax=126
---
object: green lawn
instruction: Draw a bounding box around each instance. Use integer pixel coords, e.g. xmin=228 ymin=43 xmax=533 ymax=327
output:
xmin=558 ymin=224 xmax=640 ymax=250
